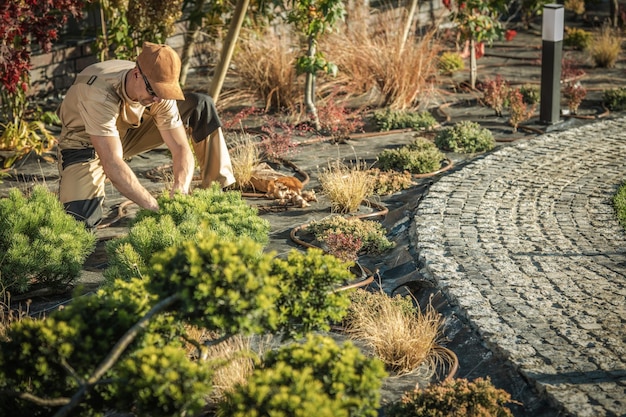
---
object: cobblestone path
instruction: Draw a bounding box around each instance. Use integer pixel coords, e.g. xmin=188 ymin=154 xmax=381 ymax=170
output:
xmin=414 ymin=117 xmax=626 ymax=417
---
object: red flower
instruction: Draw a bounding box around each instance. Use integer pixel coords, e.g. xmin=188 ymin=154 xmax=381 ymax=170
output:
xmin=505 ymin=29 xmax=517 ymax=41
xmin=443 ymin=0 xmax=452 ymax=10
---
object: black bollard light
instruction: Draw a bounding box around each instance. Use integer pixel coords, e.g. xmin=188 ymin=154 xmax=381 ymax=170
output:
xmin=539 ymin=4 xmax=564 ymax=124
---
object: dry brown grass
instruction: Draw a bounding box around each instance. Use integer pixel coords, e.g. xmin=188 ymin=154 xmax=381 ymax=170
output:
xmin=344 ymin=289 xmax=445 ymax=377
xmin=183 ymin=326 xmax=266 ymax=404
xmin=323 ymin=7 xmax=443 ymax=110
xmin=228 ymin=132 xmax=260 ymax=190
xmin=0 ymin=290 xmax=32 ymax=340
xmin=589 ymin=24 xmax=622 ymax=68
xmin=230 ymin=28 xmax=302 ymax=113
xmin=319 ymin=159 xmax=375 ymax=213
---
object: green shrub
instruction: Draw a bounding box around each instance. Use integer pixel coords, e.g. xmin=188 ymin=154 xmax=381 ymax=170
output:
xmin=0 ymin=277 xmax=195 ymax=417
xmin=148 ymin=232 xmax=281 ymax=335
xmin=217 ymin=334 xmax=387 ymax=417
xmin=271 ymin=248 xmax=354 ymax=338
xmin=613 ymin=181 xmax=626 ymax=228
xmin=0 ymin=185 xmax=96 ymax=294
xmin=104 ymin=184 xmax=270 ymax=283
xmin=367 ymin=168 xmax=415 ymax=196
xmin=307 ymin=216 xmax=395 ymax=255
xmin=114 ymin=345 xmax=214 ymax=416
xmin=564 ymin=27 xmax=592 ymax=50
xmin=0 ymin=232 xmax=361 ymax=416
xmin=603 ymin=87 xmax=626 ymax=111
xmin=377 ymin=137 xmax=445 ymax=174
xmin=434 ymin=120 xmax=495 ymax=153
xmin=373 ymin=109 xmax=437 ymax=132
xmin=385 ymin=377 xmax=515 ymax=417
xmin=438 ymin=51 xmax=465 ymax=75
xmin=519 ymin=84 xmax=540 ymax=105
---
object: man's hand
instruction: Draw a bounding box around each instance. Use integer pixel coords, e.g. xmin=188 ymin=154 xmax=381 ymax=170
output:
xmin=91 ymin=135 xmax=160 ymax=211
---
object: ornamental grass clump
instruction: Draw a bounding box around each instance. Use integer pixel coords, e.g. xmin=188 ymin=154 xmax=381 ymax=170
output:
xmin=435 ymin=120 xmax=495 ymax=153
xmin=589 ymin=24 xmax=622 ymax=68
xmin=104 ymin=184 xmax=270 ymax=283
xmin=229 ymin=131 xmax=260 ymax=190
xmin=217 ymin=334 xmax=387 ymax=417
xmin=377 ymin=137 xmax=445 ymax=174
xmin=385 ymin=377 xmax=516 ymax=417
xmin=344 ymin=289 xmax=445 ymax=376
xmin=0 ymin=185 xmax=96 ymax=294
xmin=372 ymin=108 xmax=438 ymax=132
xmin=319 ymin=160 xmax=375 ymax=213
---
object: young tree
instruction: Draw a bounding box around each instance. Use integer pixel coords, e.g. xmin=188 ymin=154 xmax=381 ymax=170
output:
xmin=284 ymin=0 xmax=344 ymax=130
xmin=443 ymin=0 xmax=511 ymax=89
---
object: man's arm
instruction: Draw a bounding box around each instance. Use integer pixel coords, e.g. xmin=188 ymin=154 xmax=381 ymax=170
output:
xmin=159 ymin=125 xmax=195 ymax=195
xmin=91 ymin=135 xmax=160 ymax=211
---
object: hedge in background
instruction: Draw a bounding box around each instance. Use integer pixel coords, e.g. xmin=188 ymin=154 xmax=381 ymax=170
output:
xmin=0 ymin=186 xmax=96 ymax=294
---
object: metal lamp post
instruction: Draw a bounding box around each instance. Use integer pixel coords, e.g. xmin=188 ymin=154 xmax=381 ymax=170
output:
xmin=539 ymin=4 xmax=564 ymax=124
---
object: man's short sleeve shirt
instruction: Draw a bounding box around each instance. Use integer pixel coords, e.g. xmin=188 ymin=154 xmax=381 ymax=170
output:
xmin=58 ymin=60 xmax=182 ymax=145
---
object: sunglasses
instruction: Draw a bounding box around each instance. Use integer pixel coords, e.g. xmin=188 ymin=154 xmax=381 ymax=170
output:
xmin=136 ymin=63 xmax=157 ymax=97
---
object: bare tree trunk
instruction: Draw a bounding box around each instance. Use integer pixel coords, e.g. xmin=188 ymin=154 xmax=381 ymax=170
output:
xmin=179 ymin=0 xmax=206 ymax=86
xmin=304 ymin=37 xmax=320 ymax=130
xmin=400 ymin=0 xmax=419 ymax=54
xmin=610 ymin=0 xmax=619 ymax=27
xmin=208 ymin=0 xmax=249 ymax=104
xmin=470 ymin=38 xmax=477 ymax=89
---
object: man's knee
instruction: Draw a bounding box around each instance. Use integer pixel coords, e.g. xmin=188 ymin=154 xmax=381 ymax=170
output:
xmin=64 ymin=198 xmax=104 ymax=230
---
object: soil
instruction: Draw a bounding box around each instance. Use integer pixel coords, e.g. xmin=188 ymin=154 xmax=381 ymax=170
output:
xmin=2 ymin=9 xmax=626 ymax=417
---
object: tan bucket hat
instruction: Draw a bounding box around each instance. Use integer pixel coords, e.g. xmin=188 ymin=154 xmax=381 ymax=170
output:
xmin=136 ymin=42 xmax=184 ymax=100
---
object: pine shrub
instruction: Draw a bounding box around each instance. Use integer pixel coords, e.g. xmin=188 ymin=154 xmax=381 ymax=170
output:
xmin=435 ymin=121 xmax=495 ymax=153
xmin=271 ymin=248 xmax=355 ymax=338
xmin=104 ymin=184 xmax=270 ymax=283
xmin=0 ymin=185 xmax=96 ymax=294
xmin=147 ymin=232 xmax=281 ymax=335
xmin=217 ymin=334 xmax=387 ymax=417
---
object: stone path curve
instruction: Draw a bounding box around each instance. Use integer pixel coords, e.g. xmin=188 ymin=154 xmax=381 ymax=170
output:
xmin=413 ymin=117 xmax=626 ymax=417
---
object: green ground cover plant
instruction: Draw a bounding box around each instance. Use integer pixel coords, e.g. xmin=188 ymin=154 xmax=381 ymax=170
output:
xmin=373 ymin=109 xmax=438 ymax=132
xmin=377 ymin=137 xmax=445 ymax=174
xmin=603 ymin=87 xmax=626 ymax=111
xmin=307 ymin=215 xmax=395 ymax=256
xmin=613 ymin=182 xmax=626 ymax=228
xmin=435 ymin=120 xmax=496 ymax=153
xmin=385 ymin=377 xmax=515 ymax=417
xmin=0 ymin=186 xmax=96 ymax=294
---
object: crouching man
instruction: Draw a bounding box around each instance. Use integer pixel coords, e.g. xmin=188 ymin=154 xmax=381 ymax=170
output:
xmin=56 ymin=41 xmax=234 ymax=228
